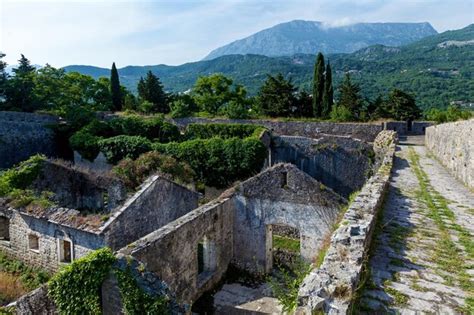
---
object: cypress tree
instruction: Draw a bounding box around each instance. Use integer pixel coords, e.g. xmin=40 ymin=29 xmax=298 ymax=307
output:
xmin=322 ymin=61 xmax=334 ymax=118
xmin=312 ymin=52 xmax=325 ymax=117
xmin=110 ymin=62 xmax=122 ymax=111
xmin=137 ymin=71 xmax=168 ymax=113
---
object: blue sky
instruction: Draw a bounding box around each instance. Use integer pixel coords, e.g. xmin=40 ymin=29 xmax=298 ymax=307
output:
xmin=0 ymin=0 xmax=472 ymax=68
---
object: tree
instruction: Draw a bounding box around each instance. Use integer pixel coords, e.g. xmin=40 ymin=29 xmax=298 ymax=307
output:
xmin=321 ymin=62 xmax=334 ymax=118
xmin=294 ymin=91 xmax=313 ymax=118
xmin=385 ymin=89 xmax=421 ymax=121
xmin=0 ymin=52 xmax=7 ymax=103
xmin=6 ymin=54 xmax=37 ymax=112
xmin=312 ymin=52 xmax=325 ymax=117
xmin=33 ymin=64 xmax=65 ymax=110
xmin=137 ymin=71 xmax=168 ymax=113
xmin=257 ymin=73 xmax=296 ymax=117
xmin=192 ymin=74 xmax=233 ymax=115
xmin=110 ymin=62 xmax=122 ymax=111
xmin=337 ymin=73 xmax=363 ymax=120
xmin=93 ymin=77 xmax=113 ymax=111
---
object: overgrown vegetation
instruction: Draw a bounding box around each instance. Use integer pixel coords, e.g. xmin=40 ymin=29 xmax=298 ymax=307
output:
xmin=272 ymin=235 xmax=300 ymax=253
xmin=0 ymin=251 xmax=50 ymax=305
xmin=408 ymin=148 xmax=473 ymax=312
xmin=184 ymin=123 xmax=264 ymax=140
xmin=269 ymin=258 xmax=311 ymax=314
xmin=0 ymin=155 xmax=45 ymax=196
xmin=113 ymin=151 xmax=195 ymax=190
xmin=48 ymin=248 xmax=169 ymax=315
xmin=425 ymin=104 xmax=473 ymax=123
xmin=115 ymin=266 xmax=169 ymax=315
xmin=153 ymin=137 xmax=267 ymax=188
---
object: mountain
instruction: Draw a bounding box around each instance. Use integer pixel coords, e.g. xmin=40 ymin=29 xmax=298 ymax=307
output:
xmin=64 ymin=24 xmax=474 ymax=110
xmin=203 ymin=20 xmax=437 ymax=60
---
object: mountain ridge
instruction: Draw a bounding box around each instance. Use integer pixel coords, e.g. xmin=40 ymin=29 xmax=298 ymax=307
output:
xmin=203 ymin=20 xmax=437 ymax=60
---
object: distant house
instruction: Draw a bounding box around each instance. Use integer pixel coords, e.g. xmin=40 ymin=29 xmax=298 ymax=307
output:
xmin=0 ymin=159 xmax=199 ymax=272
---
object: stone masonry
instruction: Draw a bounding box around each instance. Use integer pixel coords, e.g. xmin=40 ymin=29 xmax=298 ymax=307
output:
xmin=426 ymin=119 xmax=474 ymax=189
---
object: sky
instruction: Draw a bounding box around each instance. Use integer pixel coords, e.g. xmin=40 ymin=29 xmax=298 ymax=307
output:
xmin=0 ymin=0 xmax=473 ymax=68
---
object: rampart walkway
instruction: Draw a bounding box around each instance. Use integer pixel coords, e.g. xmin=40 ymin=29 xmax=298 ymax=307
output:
xmin=359 ymin=138 xmax=474 ymax=314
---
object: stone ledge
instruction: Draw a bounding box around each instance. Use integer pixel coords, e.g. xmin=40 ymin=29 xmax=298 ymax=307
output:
xmin=296 ymin=130 xmax=397 ymax=314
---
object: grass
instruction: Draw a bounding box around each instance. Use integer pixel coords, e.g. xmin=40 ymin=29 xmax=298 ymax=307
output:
xmin=0 ymin=251 xmax=50 ymax=305
xmin=408 ymin=148 xmax=473 ymax=311
xmin=385 ymin=287 xmax=409 ymax=306
xmin=272 ymin=235 xmax=300 ymax=253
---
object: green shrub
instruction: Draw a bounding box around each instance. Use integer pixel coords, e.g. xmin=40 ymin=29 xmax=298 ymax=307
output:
xmin=185 ymin=123 xmax=264 ymax=140
xmin=425 ymin=105 xmax=473 ymax=124
xmin=115 ymin=266 xmax=169 ymax=315
xmin=48 ymin=248 xmax=116 ymax=315
xmin=0 ymin=251 xmax=50 ymax=290
xmin=98 ymin=135 xmax=152 ymax=164
xmin=69 ymin=129 xmax=103 ymax=161
xmin=7 ymin=189 xmax=53 ymax=209
xmin=109 ymin=115 xmax=180 ymax=143
xmin=330 ymin=105 xmax=354 ymax=122
xmin=153 ymin=137 xmax=267 ymax=188
xmin=113 ymin=151 xmax=195 ymax=189
xmin=0 ymin=155 xmax=45 ymax=197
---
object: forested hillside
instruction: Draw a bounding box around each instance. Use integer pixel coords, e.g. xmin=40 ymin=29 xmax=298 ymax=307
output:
xmin=64 ymin=24 xmax=474 ymax=110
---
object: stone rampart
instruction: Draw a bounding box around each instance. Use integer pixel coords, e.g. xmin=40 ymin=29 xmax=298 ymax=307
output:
xmin=172 ymin=118 xmax=382 ymax=142
xmin=297 ymin=130 xmax=397 ymax=314
xmin=425 ymin=119 xmax=474 ymax=189
xmin=0 ymin=111 xmax=59 ymax=169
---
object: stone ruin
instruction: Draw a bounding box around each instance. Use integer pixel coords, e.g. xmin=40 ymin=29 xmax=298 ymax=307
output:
xmin=2 ymin=117 xmax=399 ymax=315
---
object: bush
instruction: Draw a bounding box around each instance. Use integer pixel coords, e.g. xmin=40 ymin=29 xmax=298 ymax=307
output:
xmin=0 ymin=155 xmax=45 ymax=197
xmin=225 ymin=100 xmax=250 ymax=119
xmin=170 ymin=99 xmax=196 ymax=118
xmin=98 ymin=135 xmax=152 ymax=164
xmin=69 ymin=129 xmax=103 ymax=161
xmin=153 ymin=137 xmax=267 ymax=188
xmin=0 ymin=251 xmax=50 ymax=291
xmin=185 ymin=123 xmax=264 ymax=140
xmin=425 ymin=105 xmax=473 ymax=123
xmin=113 ymin=151 xmax=195 ymax=189
xmin=330 ymin=105 xmax=354 ymax=122
xmin=48 ymin=248 xmax=116 ymax=315
xmin=108 ymin=115 xmax=180 ymax=142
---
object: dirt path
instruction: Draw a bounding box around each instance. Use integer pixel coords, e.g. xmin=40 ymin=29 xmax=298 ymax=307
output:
xmin=358 ymin=140 xmax=474 ymax=314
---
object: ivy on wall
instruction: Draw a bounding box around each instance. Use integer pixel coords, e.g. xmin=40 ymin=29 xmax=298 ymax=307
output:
xmin=48 ymin=248 xmax=169 ymax=315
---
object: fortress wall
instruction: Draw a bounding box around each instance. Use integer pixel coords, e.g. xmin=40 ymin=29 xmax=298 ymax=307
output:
xmin=297 ymin=130 xmax=397 ymax=314
xmin=426 ymin=119 xmax=474 ymax=189
xmin=172 ymin=117 xmax=382 ymax=142
xmin=0 ymin=111 xmax=59 ymax=169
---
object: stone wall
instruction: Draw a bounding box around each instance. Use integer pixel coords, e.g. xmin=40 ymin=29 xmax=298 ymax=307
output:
xmin=270 ymin=136 xmax=373 ymax=197
xmin=232 ymin=164 xmax=346 ymax=273
xmin=426 ymin=119 xmax=474 ymax=189
xmin=297 ymin=130 xmax=397 ymax=314
xmin=102 ymin=176 xmax=200 ymax=251
xmin=172 ymin=118 xmax=382 ymax=142
xmin=0 ymin=208 xmax=105 ymax=272
xmin=33 ymin=160 xmax=127 ymax=211
xmin=73 ymin=151 xmax=113 ymax=173
xmin=118 ymin=197 xmax=235 ymax=306
xmin=0 ymin=111 xmax=59 ymax=169
xmin=383 ymin=121 xmax=433 ymax=135
xmin=12 ymin=286 xmax=56 ymax=315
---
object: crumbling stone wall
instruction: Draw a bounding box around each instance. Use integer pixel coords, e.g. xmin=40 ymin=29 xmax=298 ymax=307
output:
xmin=32 ymin=160 xmax=127 ymax=211
xmin=232 ymin=164 xmax=346 ymax=273
xmin=12 ymin=286 xmax=56 ymax=315
xmin=118 ymin=197 xmax=234 ymax=306
xmin=270 ymin=136 xmax=373 ymax=197
xmin=0 ymin=111 xmax=59 ymax=169
xmin=426 ymin=119 xmax=474 ymax=189
xmin=102 ymin=176 xmax=200 ymax=251
xmin=296 ymin=130 xmax=397 ymax=314
xmin=172 ymin=118 xmax=382 ymax=142
xmin=0 ymin=207 xmax=105 ymax=272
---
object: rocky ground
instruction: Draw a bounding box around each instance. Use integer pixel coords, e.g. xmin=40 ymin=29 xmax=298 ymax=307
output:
xmin=358 ymin=139 xmax=474 ymax=314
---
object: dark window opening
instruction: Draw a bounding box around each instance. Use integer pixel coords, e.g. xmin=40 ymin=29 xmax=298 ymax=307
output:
xmin=28 ymin=234 xmax=39 ymax=251
xmin=280 ymin=172 xmax=288 ymax=188
xmin=0 ymin=216 xmax=10 ymax=241
xmin=59 ymin=239 xmax=72 ymax=263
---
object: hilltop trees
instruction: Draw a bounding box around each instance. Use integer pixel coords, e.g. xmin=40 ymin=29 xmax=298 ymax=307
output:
xmin=6 ymin=54 xmax=37 ymax=111
xmin=322 ymin=62 xmax=334 ymax=117
xmin=0 ymin=53 xmax=7 ymax=101
xmin=110 ymin=62 xmax=122 ymax=111
xmin=312 ymin=53 xmax=325 ymax=117
xmin=257 ymin=73 xmax=296 ymax=117
xmin=192 ymin=74 xmax=233 ymax=115
xmin=137 ymin=71 xmax=168 ymax=114
xmin=385 ymin=89 xmax=421 ymax=121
